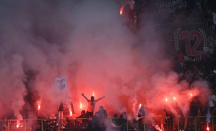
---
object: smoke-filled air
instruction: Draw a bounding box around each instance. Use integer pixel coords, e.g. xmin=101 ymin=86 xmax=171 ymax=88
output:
xmin=0 ymin=0 xmax=211 ymax=122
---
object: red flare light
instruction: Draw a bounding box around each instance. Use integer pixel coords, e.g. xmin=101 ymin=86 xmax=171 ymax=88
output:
xmin=70 ymin=110 xmax=73 ymax=117
xmin=38 ymin=105 xmax=41 ymax=110
xmin=207 ymin=126 xmax=209 ymax=130
xmin=173 ymin=97 xmax=176 ymax=100
xmin=139 ymin=104 xmax=141 ymax=108
xmin=120 ymin=6 xmax=124 ymax=15
xmin=92 ymin=92 xmax=94 ymax=96
xmin=16 ymin=121 xmax=20 ymax=128
xmin=80 ymin=103 xmax=83 ymax=109
xmin=190 ymin=93 xmax=193 ymax=97
xmin=165 ymin=98 xmax=168 ymax=102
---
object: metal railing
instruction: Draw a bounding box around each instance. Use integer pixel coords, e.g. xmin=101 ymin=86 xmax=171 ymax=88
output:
xmin=0 ymin=116 xmax=215 ymax=131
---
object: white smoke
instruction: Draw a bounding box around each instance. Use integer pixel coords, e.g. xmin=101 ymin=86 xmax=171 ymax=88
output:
xmin=206 ymin=109 xmax=211 ymax=125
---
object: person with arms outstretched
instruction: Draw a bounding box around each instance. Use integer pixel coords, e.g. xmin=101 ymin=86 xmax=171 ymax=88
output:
xmin=82 ymin=93 xmax=105 ymax=117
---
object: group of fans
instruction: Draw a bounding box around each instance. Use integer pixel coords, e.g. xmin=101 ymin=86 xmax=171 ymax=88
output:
xmin=53 ymin=94 xmax=146 ymax=131
xmin=1 ymin=0 xmax=216 ymax=130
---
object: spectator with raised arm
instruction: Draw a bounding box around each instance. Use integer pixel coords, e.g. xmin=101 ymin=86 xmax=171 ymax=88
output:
xmin=82 ymin=93 xmax=105 ymax=118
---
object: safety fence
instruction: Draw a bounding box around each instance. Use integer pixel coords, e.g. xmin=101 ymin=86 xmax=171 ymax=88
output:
xmin=1 ymin=116 xmax=216 ymax=131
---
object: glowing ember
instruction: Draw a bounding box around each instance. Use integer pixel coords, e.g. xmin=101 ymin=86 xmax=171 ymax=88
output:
xmin=173 ymin=97 xmax=176 ymax=100
xmin=139 ymin=104 xmax=141 ymax=108
xmin=92 ymin=92 xmax=94 ymax=96
xmin=207 ymin=126 xmax=209 ymax=130
xmin=120 ymin=6 xmax=124 ymax=15
xmin=80 ymin=103 xmax=82 ymax=109
xmin=70 ymin=110 xmax=73 ymax=117
xmin=38 ymin=105 xmax=41 ymax=110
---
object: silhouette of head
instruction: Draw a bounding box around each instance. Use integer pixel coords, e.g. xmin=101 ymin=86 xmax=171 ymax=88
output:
xmin=81 ymin=110 xmax=85 ymax=115
xmin=99 ymin=106 xmax=103 ymax=110
xmin=91 ymin=96 xmax=94 ymax=101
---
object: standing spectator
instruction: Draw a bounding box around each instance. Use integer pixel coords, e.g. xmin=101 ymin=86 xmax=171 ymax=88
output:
xmin=77 ymin=110 xmax=89 ymax=124
xmin=56 ymin=102 xmax=65 ymax=129
xmin=208 ymin=94 xmax=216 ymax=113
xmin=178 ymin=52 xmax=185 ymax=68
xmin=177 ymin=106 xmax=185 ymax=131
xmin=164 ymin=106 xmax=174 ymax=131
xmin=119 ymin=114 xmax=127 ymax=131
xmin=187 ymin=100 xmax=198 ymax=130
xmin=96 ymin=106 xmax=108 ymax=118
xmin=137 ymin=105 xmax=145 ymax=131
xmin=81 ymin=93 xmax=105 ymax=118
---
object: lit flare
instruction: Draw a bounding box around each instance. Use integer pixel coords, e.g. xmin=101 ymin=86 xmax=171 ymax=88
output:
xmin=207 ymin=126 xmax=209 ymax=130
xmin=165 ymin=98 xmax=168 ymax=102
xmin=120 ymin=6 xmax=124 ymax=15
xmin=70 ymin=110 xmax=73 ymax=117
xmin=139 ymin=104 xmax=141 ymax=108
xmin=16 ymin=121 xmax=20 ymax=128
xmin=80 ymin=103 xmax=83 ymax=109
xmin=38 ymin=105 xmax=41 ymax=110
xmin=173 ymin=97 xmax=176 ymax=100
xmin=92 ymin=92 xmax=94 ymax=96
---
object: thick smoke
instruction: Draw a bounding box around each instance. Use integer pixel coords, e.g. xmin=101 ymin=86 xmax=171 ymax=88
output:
xmin=0 ymin=0 xmax=211 ymax=123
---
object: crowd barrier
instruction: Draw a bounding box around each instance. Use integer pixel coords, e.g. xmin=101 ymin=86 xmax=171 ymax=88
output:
xmin=1 ymin=116 xmax=216 ymax=131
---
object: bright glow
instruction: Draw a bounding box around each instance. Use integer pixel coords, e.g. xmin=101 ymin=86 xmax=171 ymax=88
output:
xmin=80 ymin=103 xmax=82 ymax=109
xmin=70 ymin=110 xmax=73 ymax=117
xmin=17 ymin=121 xmax=20 ymax=128
xmin=207 ymin=126 xmax=209 ymax=130
xmin=190 ymin=93 xmax=193 ymax=97
xmin=92 ymin=92 xmax=94 ymax=96
xmin=38 ymin=105 xmax=41 ymax=110
xmin=139 ymin=104 xmax=141 ymax=108
xmin=37 ymin=100 xmax=41 ymax=110
xmin=165 ymin=98 xmax=168 ymax=102
xmin=173 ymin=97 xmax=176 ymax=100
xmin=120 ymin=6 xmax=124 ymax=15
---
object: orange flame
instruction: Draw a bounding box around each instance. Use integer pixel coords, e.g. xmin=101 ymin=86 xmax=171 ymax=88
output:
xmin=80 ymin=103 xmax=83 ymax=109
xmin=120 ymin=6 xmax=124 ymax=15
xmin=38 ymin=105 xmax=41 ymax=110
